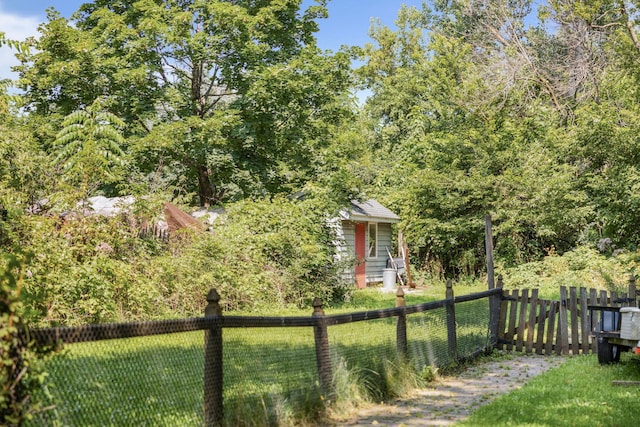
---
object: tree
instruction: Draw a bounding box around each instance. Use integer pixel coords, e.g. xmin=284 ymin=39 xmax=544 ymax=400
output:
xmin=53 ymin=106 xmax=126 ymax=198
xmin=355 ymin=2 xmax=592 ymax=274
xmin=17 ymin=1 xmax=353 ymax=206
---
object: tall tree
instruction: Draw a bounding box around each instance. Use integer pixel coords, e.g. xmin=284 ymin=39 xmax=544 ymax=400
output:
xmin=16 ymin=0 xmax=353 ymax=206
xmin=356 ymin=3 xmax=591 ymax=273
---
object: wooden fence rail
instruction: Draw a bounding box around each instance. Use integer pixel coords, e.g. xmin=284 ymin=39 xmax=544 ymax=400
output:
xmin=496 ymin=276 xmax=637 ymax=355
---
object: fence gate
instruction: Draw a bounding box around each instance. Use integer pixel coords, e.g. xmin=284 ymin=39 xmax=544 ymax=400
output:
xmin=496 ymin=278 xmax=637 ymax=355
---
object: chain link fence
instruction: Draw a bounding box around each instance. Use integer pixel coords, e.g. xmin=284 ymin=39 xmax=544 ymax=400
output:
xmin=27 ymin=287 xmax=501 ymax=426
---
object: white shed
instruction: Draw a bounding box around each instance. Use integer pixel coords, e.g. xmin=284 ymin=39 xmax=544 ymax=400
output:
xmin=337 ymin=199 xmax=400 ymax=288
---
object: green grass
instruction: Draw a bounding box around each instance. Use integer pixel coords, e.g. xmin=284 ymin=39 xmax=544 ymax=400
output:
xmin=460 ymin=352 xmax=640 ymax=427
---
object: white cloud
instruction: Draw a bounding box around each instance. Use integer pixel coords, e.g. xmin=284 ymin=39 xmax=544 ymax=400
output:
xmin=0 ymin=6 xmax=42 ymax=81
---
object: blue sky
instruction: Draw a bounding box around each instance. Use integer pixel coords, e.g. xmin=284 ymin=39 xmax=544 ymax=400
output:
xmin=0 ymin=0 xmax=424 ymax=80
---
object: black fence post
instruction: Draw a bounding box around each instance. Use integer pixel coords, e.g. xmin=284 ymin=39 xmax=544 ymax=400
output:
xmin=488 ymin=275 xmax=503 ymax=349
xmin=445 ymin=280 xmax=458 ymax=361
xmin=396 ymin=287 xmax=408 ymax=358
xmin=312 ymin=297 xmax=333 ymax=399
xmin=204 ymin=289 xmax=223 ymax=427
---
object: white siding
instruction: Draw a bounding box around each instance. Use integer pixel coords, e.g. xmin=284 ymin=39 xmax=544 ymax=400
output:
xmin=339 ymin=221 xmax=356 ymax=283
xmin=366 ymin=222 xmax=393 ymax=283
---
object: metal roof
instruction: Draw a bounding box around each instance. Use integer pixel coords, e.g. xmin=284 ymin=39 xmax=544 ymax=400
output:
xmin=343 ymin=199 xmax=400 ymax=223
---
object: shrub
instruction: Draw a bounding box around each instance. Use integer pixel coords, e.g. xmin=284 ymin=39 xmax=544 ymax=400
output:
xmin=501 ymin=245 xmax=638 ymax=298
xmin=0 ymin=253 xmax=54 ymax=425
xmin=4 ymin=195 xmax=351 ymax=324
xmin=147 ymin=196 xmax=353 ymax=313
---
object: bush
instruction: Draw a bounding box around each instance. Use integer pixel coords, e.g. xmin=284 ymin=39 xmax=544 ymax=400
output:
xmin=501 ymin=245 xmax=638 ymax=298
xmin=0 ymin=253 xmax=54 ymax=425
xmin=3 ymin=195 xmax=351 ymax=325
xmin=147 ymin=196 xmax=352 ymax=313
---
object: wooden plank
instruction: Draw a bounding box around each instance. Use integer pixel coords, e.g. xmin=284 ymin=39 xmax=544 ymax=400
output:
xmin=545 ymin=301 xmax=557 ymax=355
xmin=556 ymin=317 xmax=562 ymax=355
xmin=535 ymin=299 xmax=547 ymax=355
xmin=526 ymin=288 xmax=539 ymax=353
xmin=621 ymin=292 xmax=629 ymax=307
xmin=599 ymin=289 xmax=609 ymax=335
xmin=580 ymin=287 xmax=590 ymax=354
xmin=569 ymin=287 xmax=579 ymax=355
xmin=558 ymin=286 xmax=569 ymax=355
xmin=600 ymin=290 xmax=608 ymax=307
xmin=516 ymin=289 xmax=528 ymax=352
xmin=506 ymin=289 xmax=519 ymax=351
xmin=590 ymin=288 xmax=598 ymax=353
xmin=611 ymin=291 xmax=618 ymax=306
xmin=497 ymin=289 xmax=510 ymax=350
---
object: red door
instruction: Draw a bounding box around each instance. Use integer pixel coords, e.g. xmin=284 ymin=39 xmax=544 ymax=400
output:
xmin=355 ymin=223 xmax=366 ymax=288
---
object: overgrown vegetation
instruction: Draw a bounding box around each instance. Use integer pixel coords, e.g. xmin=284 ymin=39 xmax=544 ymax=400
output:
xmin=3 ymin=0 xmax=640 ymax=423
xmin=0 ymin=253 xmax=54 ymax=425
xmin=3 ymin=196 xmax=351 ymax=326
xmin=1 ymin=0 xmax=640 ymax=318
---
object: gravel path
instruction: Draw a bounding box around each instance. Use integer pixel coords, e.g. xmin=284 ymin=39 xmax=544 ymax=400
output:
xmin=331 ymin=353 xmax=565 ymax=426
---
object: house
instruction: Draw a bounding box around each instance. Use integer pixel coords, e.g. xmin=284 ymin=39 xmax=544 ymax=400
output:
xmin=337 ymin=199 xmax=401 ymax=288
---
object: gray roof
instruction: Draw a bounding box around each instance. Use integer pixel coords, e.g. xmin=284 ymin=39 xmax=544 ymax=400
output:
xmin=85 ymin=196 xmax=135 ymax=216
xmin=343 ymin=199 xmax=400 ymax=223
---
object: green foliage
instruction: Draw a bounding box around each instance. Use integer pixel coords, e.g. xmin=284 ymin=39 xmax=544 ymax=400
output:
xmin=6 ymin=0 xmax=640 ymax=318
xmin=145 ymin=196 xmax=350 ymax=313
xmin=2 ymin=195 xmax=348 ymax=325
xmin=0 ymin=253 xmax=54 ymax=425
xmin=17 ymin=0 xmax=353 ymax=206
xmin=53 ymin=106 xmax=126 ymax=197
xmin=15 ymin=213 xmax=165 ymax=326
xmin=501 ymin=245 xmax=638 ymax=298
xmin=0 ymin=120 xmax=55 ymax=208
xmin=354 ymin=0 xmax=640 ymax=276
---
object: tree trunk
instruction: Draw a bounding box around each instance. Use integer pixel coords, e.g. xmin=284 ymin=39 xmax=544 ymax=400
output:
xmin=621 ymin=0 xmax=640 ymax=57
xmin=197 ymin=165 xmax=214 ymax=207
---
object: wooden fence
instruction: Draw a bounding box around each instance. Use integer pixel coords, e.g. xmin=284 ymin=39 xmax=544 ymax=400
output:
xmin=31 ymin=285 xmax=502 ymax=427
xmin=496 ymin=277 xmax=637 ymax=355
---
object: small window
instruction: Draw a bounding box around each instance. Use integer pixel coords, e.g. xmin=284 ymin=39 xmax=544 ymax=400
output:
xmin=368 ymin=223 xmax=377 ymax=258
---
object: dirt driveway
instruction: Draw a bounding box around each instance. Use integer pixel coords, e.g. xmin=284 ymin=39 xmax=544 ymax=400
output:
xmin=333 ymin=353 xmax=565 ymax=426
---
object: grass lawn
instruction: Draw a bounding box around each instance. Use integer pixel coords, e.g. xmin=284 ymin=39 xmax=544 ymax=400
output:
xmin=460 ymin=352 xmax=640 ymax=426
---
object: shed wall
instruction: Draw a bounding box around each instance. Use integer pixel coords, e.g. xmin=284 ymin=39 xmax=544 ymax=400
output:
xmin=340 ymin=221 xmax=394 ymax=284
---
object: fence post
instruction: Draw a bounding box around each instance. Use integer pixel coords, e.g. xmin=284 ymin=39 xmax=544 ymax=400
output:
xmin=396 ymin=287 xmax=408 ymax=358
xmin=485 ymin=215 xmax=495 ymax=289
xmin=630 ymin=274 xmax=637 ymax=307
xmin=312 ymin=297 xmax=333 ymax=398
xmin=445 ymin=280 xmax=458 ymax=361
xmin=204 ymin=289 xmax=223 ymax=427
xmin=488 ymin=274 xmax=503 ymax=350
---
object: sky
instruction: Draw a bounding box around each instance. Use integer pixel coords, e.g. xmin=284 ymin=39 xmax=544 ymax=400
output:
xmin=0 ymin=0 xmax=424 ymax=81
